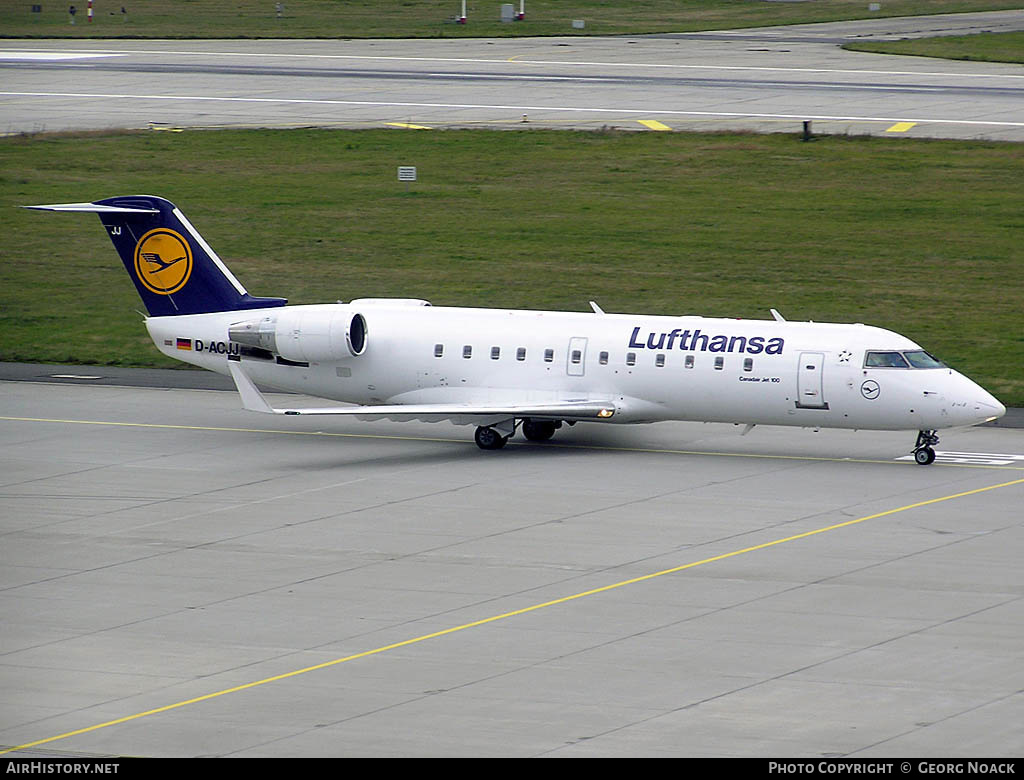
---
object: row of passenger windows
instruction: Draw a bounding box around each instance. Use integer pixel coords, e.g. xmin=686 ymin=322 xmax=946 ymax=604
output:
xmin=433 ymin=344 xmax=756 ymax=371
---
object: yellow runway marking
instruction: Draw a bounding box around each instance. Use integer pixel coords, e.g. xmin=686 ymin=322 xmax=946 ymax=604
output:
xmin=638 ymin=119 xmax=672 ymax=131
xmin=4 ymin=474 xmax=1019 ymax=753
xmin=1 ymin=415 xmax=1022 ymax=470
xmin=2 ymin=475 xmax=1021 ymax=756
xmin=886 ymin=122 xmax=917 ymax=133
xmin=385 ymin=122 xmax=432 ymax=130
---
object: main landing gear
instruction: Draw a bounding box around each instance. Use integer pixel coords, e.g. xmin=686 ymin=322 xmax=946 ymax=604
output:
xmin=522 ymin=419 xmax=559 ymax=442
xmin=913 ymin=430 xmax=939 ymax=466
xmin=474 ymin=419 xmax=564 ymax=450
xmin=474 ymin=425 xmax=509 ymax=450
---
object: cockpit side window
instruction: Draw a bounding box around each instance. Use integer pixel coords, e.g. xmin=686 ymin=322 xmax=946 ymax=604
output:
xmin=865 ymin=351 xmax=910 ymax=368
xmin=903 ymin=350 xmax=946 ymax=369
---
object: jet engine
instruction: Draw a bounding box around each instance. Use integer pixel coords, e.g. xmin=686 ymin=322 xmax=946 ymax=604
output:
xmin=229 ymin=308 xmax=367 ymax=362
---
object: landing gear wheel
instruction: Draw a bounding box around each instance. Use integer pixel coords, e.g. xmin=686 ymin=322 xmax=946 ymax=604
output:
xmin=474 ymin=426 xmax=508 ymax=450
xmin=522 ymin=420 xmax=557 ymax=442
xmin=914 ymin=447 xmax=936 ymax=466
xmin=912 ymin=430 xmax=939 ymax=466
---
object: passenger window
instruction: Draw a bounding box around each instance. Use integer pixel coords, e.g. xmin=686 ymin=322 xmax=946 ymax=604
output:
xmin=743 ymin=358 xmax=753 ymax=372
xmin=434 ymin=344 xmax=444 ymax=358
xmin=544 ymin=349 xmax=554 ymax=363
xmin=626 ymin=352 xmax=636 ymax=366
xmin=865 ymin=351 xmax=909 ymax=368
xmin=463 ymin=345 xmax=472 ymax=359
xmin=570 ymin=349 xmax=582 ymax=364
xmin=516 ymin=347 xmax=526 ymax=361
xmin=599 ymin=351 xmax=608 ymax=365
xmin=685 ymin=355 xmax=694 ymax=369
xmin=491 ymin=346 xmax=500 ymax=360
xmin=714 ymin=356 xmax=724 ymax=370
xmin=655 ymin=354 xmax=665 ymax=367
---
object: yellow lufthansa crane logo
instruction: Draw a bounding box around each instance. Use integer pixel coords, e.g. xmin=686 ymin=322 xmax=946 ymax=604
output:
xmin=133 ymin=228 xmax=193 ymax=295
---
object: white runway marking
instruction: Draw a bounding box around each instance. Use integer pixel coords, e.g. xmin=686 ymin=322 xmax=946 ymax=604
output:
xmin=0 ymin=52 xmax=124 ymax=61
xmin=4 ymin=91 xmax=1024 ymax=128
xmin=895 ymin=451 xmax=1024 ymax=466
xmin=430 ymin=73 xmax=613 ymax=82
xmin=2 ymin=47 xmax=1022 ymax=80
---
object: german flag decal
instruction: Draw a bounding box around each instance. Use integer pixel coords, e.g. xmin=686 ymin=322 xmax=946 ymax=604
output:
xmin=176 ymin=338 xmax=192 ymax=351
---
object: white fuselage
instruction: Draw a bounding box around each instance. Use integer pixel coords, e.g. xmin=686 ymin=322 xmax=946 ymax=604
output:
xmin=145 ymin=302 xmax=1005 ymax=432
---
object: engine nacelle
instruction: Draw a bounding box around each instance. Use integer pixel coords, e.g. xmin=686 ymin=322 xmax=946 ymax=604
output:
xmin=229 ymin=308 xmax=367 ymax=362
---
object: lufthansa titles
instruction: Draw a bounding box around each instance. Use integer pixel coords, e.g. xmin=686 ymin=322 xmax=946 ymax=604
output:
xmin=629 ymin=327 xmax=784 ymax=355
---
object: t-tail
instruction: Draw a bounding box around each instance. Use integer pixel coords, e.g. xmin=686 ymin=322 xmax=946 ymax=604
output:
xmin=25 ymin=195 xmax=287 ymax=316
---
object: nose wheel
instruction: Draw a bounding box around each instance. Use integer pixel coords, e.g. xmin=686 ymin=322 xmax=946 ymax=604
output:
xmin=913 ymin=430 xmax=939 ymax=466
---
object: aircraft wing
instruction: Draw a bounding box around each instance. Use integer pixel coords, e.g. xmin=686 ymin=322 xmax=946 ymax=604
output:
xmin=228 ymin=361 xmax=615 ymax=422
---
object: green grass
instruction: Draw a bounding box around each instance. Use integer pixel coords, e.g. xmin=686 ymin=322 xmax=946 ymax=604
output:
xmin=1 ymin=128 xmax=1022 ymax=405
xmin=844 ymin=30 xmax=1024 ymax=64
xmin=2 ymin=0 xmax=1022 ymax=39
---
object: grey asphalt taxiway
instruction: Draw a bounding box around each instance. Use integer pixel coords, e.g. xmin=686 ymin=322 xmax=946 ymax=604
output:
xmin=1 ymin=368 xmax=1023 ymax=757
xmin=1 ymin=10 xmax=1023 ymax=139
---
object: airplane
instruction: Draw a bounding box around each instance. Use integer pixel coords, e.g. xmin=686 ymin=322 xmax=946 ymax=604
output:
xmin=26 ymin=195 xmax=1006 ymax=464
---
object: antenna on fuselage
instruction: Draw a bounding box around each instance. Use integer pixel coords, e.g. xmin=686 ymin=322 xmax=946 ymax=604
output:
xmin=770 ymin=308 xmax=786 ymax=322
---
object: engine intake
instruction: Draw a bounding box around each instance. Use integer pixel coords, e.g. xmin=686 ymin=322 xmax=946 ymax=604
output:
xmin=346 ymin=313 xmax=367 ymax=356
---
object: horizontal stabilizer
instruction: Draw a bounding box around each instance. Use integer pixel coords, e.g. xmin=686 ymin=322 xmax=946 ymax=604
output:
xmin=228 ymin=362 xmax=615 ymax=423
xmin=24 ymin=202 xmax=159 ymax=214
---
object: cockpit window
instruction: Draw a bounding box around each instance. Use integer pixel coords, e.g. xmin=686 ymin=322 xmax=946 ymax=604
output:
xmin=903 ymin=350 xmax=946 ymax=369
xmin=864 ymin=350 xmax=946 ymax=369
xmin=865 ymin=351 xmax=909 ymax=368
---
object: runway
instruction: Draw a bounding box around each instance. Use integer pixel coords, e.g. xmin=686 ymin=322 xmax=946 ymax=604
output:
xmin=1 ymin=373 xmax=1023 ymax=756
xmin=2 ymin=11 xmax=1024 ymax=139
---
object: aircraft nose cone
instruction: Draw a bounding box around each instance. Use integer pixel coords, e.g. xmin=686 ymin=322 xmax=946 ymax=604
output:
xmin=945 ymin=373 xmax=1005 ymax=426
xmin=980 ymin=397 xmax=1006 ymax=421
xmin=967 ymin=384 xmax=1005 ymax=424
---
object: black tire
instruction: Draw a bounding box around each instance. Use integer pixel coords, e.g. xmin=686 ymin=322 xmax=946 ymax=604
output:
xmin=522 ymin=420 xmax=557 ymax=442
xmin=914 ymin=447 xmax=936 ymax=466
xmin=475 ymin=426 xmax=508 ymax=450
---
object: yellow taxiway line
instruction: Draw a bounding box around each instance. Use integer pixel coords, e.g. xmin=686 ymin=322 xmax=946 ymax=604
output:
xmin=1 ymin=415 xmax=1022 ymax=470
xmin=0 ymin=436 xmax=1021 ymax=756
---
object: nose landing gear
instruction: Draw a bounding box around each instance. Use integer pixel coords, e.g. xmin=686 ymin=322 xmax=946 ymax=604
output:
xmin=913 ymin=430 xmax=939 ymax=465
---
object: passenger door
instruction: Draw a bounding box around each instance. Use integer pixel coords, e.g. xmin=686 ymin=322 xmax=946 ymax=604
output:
xmin=796 ymin=351 xmax=829 ymax=409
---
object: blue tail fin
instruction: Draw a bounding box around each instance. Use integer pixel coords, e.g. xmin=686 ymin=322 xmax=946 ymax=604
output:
xmin=25 ymin=195 xmax=287 ymax=317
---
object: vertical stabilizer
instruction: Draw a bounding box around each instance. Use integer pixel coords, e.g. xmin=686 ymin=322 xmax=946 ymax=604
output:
xmin=25 ymin=195 xmax=287 ymax=316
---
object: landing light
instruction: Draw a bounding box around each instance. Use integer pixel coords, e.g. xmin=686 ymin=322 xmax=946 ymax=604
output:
xmin=597 ymin=408 xmax=614 ymax=418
